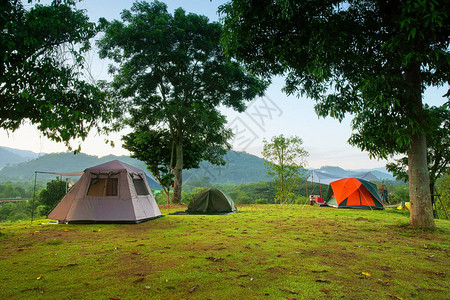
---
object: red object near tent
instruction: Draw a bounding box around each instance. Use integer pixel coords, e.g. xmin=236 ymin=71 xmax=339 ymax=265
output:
xmin=314 ymin=196 xmax=324 ymax=203
xmin=325 ymin=178 xmax=384 ymax=210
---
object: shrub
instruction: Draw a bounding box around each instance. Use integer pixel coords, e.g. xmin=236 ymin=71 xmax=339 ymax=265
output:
xmin=255 ymin=198 xmax=268 ymax=204
xmin=155 ymin=191 xmax=171 ymax=205
xmin=436 ymin=174 xmax=450 ymax=220
xmin=294 ymin=195 xmax=308 ymax=205
xmin=390 ymin=186 xmax=409 ymax=204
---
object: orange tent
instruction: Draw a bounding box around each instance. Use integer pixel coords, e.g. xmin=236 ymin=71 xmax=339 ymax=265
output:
xmin=325 ymin=178 xmax=384 ymax=210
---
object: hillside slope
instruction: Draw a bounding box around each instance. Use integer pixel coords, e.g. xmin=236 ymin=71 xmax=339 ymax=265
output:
xmin=317 ymin=166 xmax=394 ymax=180
xmin=0 ymin=152 xmax=147 ymax=182
xmin=0 ymin=148 xmax=394 ymax=184
xmin=0 ymin=150 xmax=270 ymax=185
xmin=184 ymin=151 xmax=269 ymax=184
xmin=0 ymin=148 xmax=27 ymax=169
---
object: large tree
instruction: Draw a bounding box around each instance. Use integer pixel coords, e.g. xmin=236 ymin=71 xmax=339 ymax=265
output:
xmin=220 ymin=0 xmax=450 ymax=229
xmin=0 ymin=0 xmax=114 ymax=148
xmin=98 ymin=1 xmax=266 ymax=203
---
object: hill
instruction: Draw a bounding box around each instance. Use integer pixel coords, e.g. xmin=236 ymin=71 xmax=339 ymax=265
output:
xmin=0 ymin=150 xmax=269 ymax=185
xmin=314 ymin=165 xmax=394 ymax=181
xmin=184 ymin=151 xmax=269 ymax=184
xmin=0 ymin=146 xmax=41 ymax=159
xmin=0 ymin=152 xmax=148 ymax=182
xmin=0 ymin=148 xmax=25 ymax=169
xmin=0 ymin=146 xmax=41 ymax=169
xmin=0 ymin=147 xmax=394 ymax=184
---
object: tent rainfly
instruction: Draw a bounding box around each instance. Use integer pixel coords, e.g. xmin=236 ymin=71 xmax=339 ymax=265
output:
xmin=48 ymin=160 xmax=162 ymax=223
xmin=187 ymin=188 xmax=237 ymax=214
xmin=324 ymin=178 xmax=384 ymax=210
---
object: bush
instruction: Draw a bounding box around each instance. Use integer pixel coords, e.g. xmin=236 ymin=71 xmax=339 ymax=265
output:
xmin=436 ymin=174 xmax=450 ymax=220
xmin=294 ymin=195 xmax=308 ymax=205
xmin=255 ymin=198 xmax=268 ymax=204
xmin=155 ymin=191 xmax=171 ymax=205
xmin=0 ymin=200 xmax=33 ymax=222
xmin=389 ymin=186 xmax=409 ymax=204
xmin=35 ymin=205 xmax=48 ymax=217
xmin=236 ymin=195 xmax=253 ymax=204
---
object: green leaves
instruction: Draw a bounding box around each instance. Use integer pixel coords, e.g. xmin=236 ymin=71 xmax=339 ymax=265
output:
xmin=99 ymin=1 xmax=267 ymax=202
xmin=1 ymin=0 xmax=115 ymax=149
xmin=262 ymin=135 xmax=309 ymax=204
xmin=221 ymin=0 xmax=450 ymax=159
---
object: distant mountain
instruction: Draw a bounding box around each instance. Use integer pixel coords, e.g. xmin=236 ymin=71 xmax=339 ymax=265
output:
xmin=0 ymin=152 xmax=146 ymax=182
xmin=313 ymin=165 xmax=394 ymax=181
xmin=184 ymin=151 xmax=269 ymax=185
xmin=316 ymin=166 xmax=355 ymax=177
xmin=0 ymin=146 xmax=42 ymax=169
xmin=0 ymin=147 xmax=394 ymax=185
xmin=0 ymin=150 xmax=269 ymax=185
xmin=0 ymin=146 xmax=42 ymax=159
xmin=0 ymin=148 xmax=25 ymax=168
xmin=353 ymin=166 xmax=389 ymax=173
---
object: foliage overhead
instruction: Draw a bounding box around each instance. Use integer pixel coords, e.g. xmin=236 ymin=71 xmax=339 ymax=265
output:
xmin=98 ymin=1 xmax=266 ymax=203
xmin=0 ymin=0 xmax=118 ymax=149
xmin=219 ymin=0 xmax=450 ymax=158
xmin=97 ymin=1 xmax=266 ymax=116
xmin=387 ymin=103 xmax=450 ymax=182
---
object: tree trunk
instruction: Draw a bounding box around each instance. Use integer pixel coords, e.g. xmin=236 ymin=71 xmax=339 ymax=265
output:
xmin=430 ymin=181 xmax=435 ymax=209
xmin=408 ymin=133 xmax=435 ymax=229
xmin=172 ymin=139 xmax=183 ymax=204
xmin=166 ymin=186 xmax=171 ymax=205
xmin=405 ymin=61 xmax=436 ymax=230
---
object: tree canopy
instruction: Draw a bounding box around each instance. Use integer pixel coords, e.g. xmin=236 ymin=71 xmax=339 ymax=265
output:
xmin=220 ymin=0 xmax=449 ymax=229
xmin=39 ymin=179 xmax=67 ymax=215
xmin=98 ymin=1 xmax=266 ymax=203
xmin=0 ymin=0 xmax=116 ymax=149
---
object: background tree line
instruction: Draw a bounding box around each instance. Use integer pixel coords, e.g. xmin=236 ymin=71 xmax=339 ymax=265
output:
xmin=2 ymin=175 xmax=450 ymax=223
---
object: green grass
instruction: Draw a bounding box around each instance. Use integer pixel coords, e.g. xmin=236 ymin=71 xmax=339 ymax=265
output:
xmin=0 ymin=205 xmax=448 ymax=299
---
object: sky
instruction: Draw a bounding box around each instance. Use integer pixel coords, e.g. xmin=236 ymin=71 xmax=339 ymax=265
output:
xmin=0 ymin=0 xmax=448 ymax=170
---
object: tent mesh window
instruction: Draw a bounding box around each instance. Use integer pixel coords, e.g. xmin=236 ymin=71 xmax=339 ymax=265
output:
xmin=133 ymin=179 xmax=149 ymax=195
xmin=87 ymin=178 xmax=118 ymax=196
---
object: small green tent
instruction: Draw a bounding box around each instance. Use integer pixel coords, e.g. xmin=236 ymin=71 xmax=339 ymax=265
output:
xmin=187 ymin=188 xmax=237 ymax=214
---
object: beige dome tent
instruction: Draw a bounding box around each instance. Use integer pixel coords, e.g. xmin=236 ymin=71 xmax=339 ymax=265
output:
xmin=48 ymin=160 xmax=162 ymax=223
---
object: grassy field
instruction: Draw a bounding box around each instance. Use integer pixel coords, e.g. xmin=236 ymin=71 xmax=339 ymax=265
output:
xmin=0 ymin=205 xmax=448 ymax=300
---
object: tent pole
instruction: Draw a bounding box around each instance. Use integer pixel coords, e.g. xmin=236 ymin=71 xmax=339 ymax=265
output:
xmin=31 ymin=172 xmax=37 ymax=224
xmin=319 ymin=179 xmax=322 ymax=198
xmin=305 ymin=179 xmax=308 ymax=199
